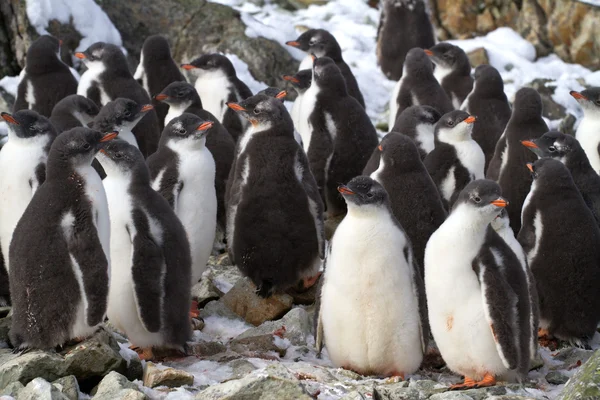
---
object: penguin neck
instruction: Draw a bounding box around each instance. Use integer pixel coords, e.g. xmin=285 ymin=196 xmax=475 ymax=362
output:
xmin=346 ymin=202 xmax=389 ymax=220
xmin=581 ymin=106 xmax=600 ymax=120
xmin=446 ymin=203 xmax=493 ymax=237
xmin=167 ymin=136 xmax=207 ymax=153
xmin=72 ymin=111 xmax=94 ymax=127
xmin=237 ymin=121 xmax=274 ymax=156
xmin=6 ymin=129 xmax=52 ymax=149
xmin=164 ymin=100 xmax=193 ymax=125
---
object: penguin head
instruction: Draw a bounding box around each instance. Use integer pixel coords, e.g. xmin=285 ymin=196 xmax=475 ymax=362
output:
xmin=26 ymin=35 xmax=63 ymax=75
xmin=435 ymin=110 xmax=476 ymax=143
xmin=257 ymin=87 xmax=288 ymax=101
xmin=181 ymin=54 xmax=236 ymax=77
xmin=227 ymin=94 xmax=292 ymax=133
xmin=472 ymin=65 xmax=504 ymax=96
xmin=96 ymin=139 xmax=148 ymax=180
xmin=141 ymin=35 xmax=173 ymax=62
xmin=392 ymin=105 xmax=441 ymax=133
xmin=512 ymin=87 xmax=543 ymax=121
xmin=155 ymin=82 xmax=202 ymax=109
xmin=570 ymin=87 xmax=600 ymax=115
xmin=49 ymin=127 xmax=118 ymax=167
xmin=312 ymin=57 xmax=347 ymax=96
xmin=282 ymin=69 xmax=312 ymax=93
xmin=95 ymin=98 xmax=153 ymax=133
xmin=526 ymin=158 xmax=572 ymax=183
xmin=76 ymin=42 xmax=127 ymax=72
xmin=1 ymin=110 xmax=57 ymax=140
xmin=53 ymin=95 xmax=100 ymax=126
xmin=338 ymin=176 xmax=389 ymax=210
xmin=425 ymin=42 xmax=471 ymax=75
xmin=286 ymin=29 xmax=342 ymax=60
xmin=161 ymin=113 xmax=213 ymax=148
xmin=454 ymin=179 xmax=508 ymax=222
xmin=403 ymin=48 xmax=434 ymax=78
xmin=521 ymin=130 xmax=576 ymax=161
xmin=378 ymin=133 xmax=422 ymax=171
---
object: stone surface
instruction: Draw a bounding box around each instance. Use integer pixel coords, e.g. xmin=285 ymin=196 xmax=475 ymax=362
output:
xmin=525 ymin=79 xmax=567 ymax=120
xmin=545 ymin=370 xmax=569 ymax=385
xmin=92 ymin=371 xmax=147 ymax=400
xmin=18 ymin=377 xmax=69 ymax=400
xmin=429 ymin=392 xmax=474 ymax=400
xmin=559 ymin=114 xmax=577 ymax=136
xmin=466 ymin=47 xmax=490 ymax=68
xmin=559 ymin=349 xmax=600 ymax=399
xmin=192 ymin=279 xmax=221 ymax=308
xmin=186 ymin=339 xmax=228 ymax=357
xmin=143 ymin=362 xmax=194 ymax=388
xmin=0 ymin=381 xmax=24 ymax=397
xmin=52 ymin=375 xmax=80 ymax=400
xmin=230 ymin=334 xmax=286 ymax=358
xmin=235 ymin=307 xmax=313 ymax=346
xmin=0 ymin=349 xmax=65 ymax=390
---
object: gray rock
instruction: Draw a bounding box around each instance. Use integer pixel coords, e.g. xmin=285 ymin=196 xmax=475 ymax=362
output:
xmin=552 ymin=346 xmax=595 ymax=368
xmin=559 ymin=114 xmax=577 ymax=136
xmin=285 ymin=362 xmax=338 ymax=384
xmin=143 ymin=362 xmax=194 ymax=388
xmin=192 ymin=278 xmax=221 ymax=308
xmin=467 ymin=47 xmax=490 ymax=68
xmin=373 ymin=385 xmax=421 ymax=400
xmin=229 ymin=334 xmax=286 ymax=358
xmin=545 ymin=370 xmax=569 ymax=385
xmin=558 ymin=348 xmax=600 ymax=400
xmin=235 ymin=307 xmax=313 ymax=346
xmin=186 ymin=339 xmax=227 ymax=357
xmin=1 ymin=381 xmax=24 ymax=397
xmin=18 ymin=377 xmax=69 ymax=400
xmin=52 ymin=376 xmax=79 ymax=400
xmin=92 ymin=371 xmax=147 ymax=400
xmin=460 ymin=385 xmax=507 ymax=400
xmin=0 ymin=350 xmax=65 ymax=390
xmin=226 ymin=359 xmax=257 ymax=379
xmin=525 ymin=79 xmax=567 ymax=120
xmin=429 ymin=393 xmax=474 ymax=400
xmin=408 ymin=379 xmax=448 ymax=396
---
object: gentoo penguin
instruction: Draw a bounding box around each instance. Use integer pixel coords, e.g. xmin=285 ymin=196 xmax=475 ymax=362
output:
xmin=13 ymin=35 xmax=78 ymax=117
xmin=76 ymin=42 xmax=160 ymax=157
xmin=50 ymin=94 xmax=99 ymax=133
xmin=424 ymin=111 xmax=484 ymax=209
xmin=317 ymin=176 xmax=429 ymax=377
xmin=376 ymin=0 xmax=436 ymax=81
xmin=282 ymin=69 xmax=312 ymax=133
xmin=570 ymin=88 xmax=600 ymax=174
xmin=522 ymin=131 xmax=600 ymax=225
xmin=225 ymin=94 xmax=324 ymax=297
xmin=92 ymin=98 xmax=154 ymax=149
xmin=133 ymin=35 xmax=186 ymax=131
xmin=286 ymin=29 xmax=365 ymax=109
xmin=9 ymin=127 xmax=116 ymax=350
xmin=155 ymin=82 xmax=235 ymax=234
xmin=462 ymin=65 xmax=511 ymax=174
xmin=426 ymin=179 xmax=533 ymax=387
xmin=98 ymin=139 xmax=192 ymax=359
xmin=388 ymin=48 xmax=452 ymax=129
xmin=519 ymin=159 xmax=600 ymax=348
xmin=254 ymin=88 xmax=303 ymax=146
xmin=181 ymin=54 xmax=252 ymax=142
xmin=0 ymin=110 xmax=57 ymax=273
xmin=367 ymin=133 xmax=447 ymax=277
xmin=426 ymin=43 xmax=473 ymax=109
xmin=391 ymin=105 xmax=441 ymax=159
xmin=146 ymin=114 xmax=216 ymax=285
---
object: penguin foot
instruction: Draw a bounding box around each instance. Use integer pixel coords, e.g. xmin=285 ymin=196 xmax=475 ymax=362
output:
xmin=388 ymin=371 xmax=405 ymax=381
xmin=450 ymin=374 xmax=496 ymax=390
xmin=449 ymin=377 xmax=477 ymax=390
xmin=302 ymin=271 xmax=322 ymax=289
xmin=538 ymin=328 xmax=550 ymax=338
xmin=130 ymin=346 xmax=154 ymax=361
xmin=190 ymin=300 xmax=200 ymax=319
xmin=538 ymin=329 xmax=559 ymax=350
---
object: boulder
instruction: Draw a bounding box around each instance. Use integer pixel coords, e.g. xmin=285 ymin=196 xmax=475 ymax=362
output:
xmin=0 ymin=381 xmax=24 ymax=397
xmin=545 ymin=371 xmax=569 ymax=385
xmin=0 ymin=350 xmax=65 ymax=390
xmin=52 ymin=376 xmax=80 ymax=400
xmin=186 ymin=339 xmax=228 ymax=357
xmin=525 ymin=79 xmax=567 ymax=120
xmin=467 ymin=47 xmax=490 ymax=68
xmin=559 ymin=349 xmax=600 ymax=399
xmin=229 ymin=334 xmax=286 ymax=358
xmin=429 ymin=393 xmax=474 ymax=400
xmin=18 ymin=377 xmax=70 ymax=400
xmin=92 ymin=371 xmax=147 ymax=400
xmin=235 ymin=307 xmax=313 ymax=346
xmin=143 ymin=362 xmax=194 ymax=389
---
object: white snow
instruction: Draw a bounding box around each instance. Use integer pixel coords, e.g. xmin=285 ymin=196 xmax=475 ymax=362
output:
xmin=228 ymin=53 xmax=267 ymax=95
xmin=0 ymin=76 xmax=20 ymax=98
xmin=201 ymin=315 xmax=253 ymax=342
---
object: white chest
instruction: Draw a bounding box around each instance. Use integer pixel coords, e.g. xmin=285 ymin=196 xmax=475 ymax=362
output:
xmin=415 ymin=123 xmax=435 ymax=154
xmin=118 ymin=127 xmax=139 ymax=149
xmin=299 ymin=55 xmax=314 ymax=71
xmin=77 ymin=65 xmax=111 ymax=106
xmin=576 ymin=116 xmax=600 ymax=174
xmin=298 ymin=85 xmax=318 ymax=153
xmin=455 ymin=140 xmax=485 ymax=179
xmin=164 ymin=101 xmax=192 ymax=126
xmin=25 ymin=79 xmax=36 ymax=108
xmin=194 ymin=73 xmax=232 ymax=123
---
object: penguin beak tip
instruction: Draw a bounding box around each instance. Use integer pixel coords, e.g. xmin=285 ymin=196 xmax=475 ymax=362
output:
xmin=74 ymin=52 xmax=86 ymax=60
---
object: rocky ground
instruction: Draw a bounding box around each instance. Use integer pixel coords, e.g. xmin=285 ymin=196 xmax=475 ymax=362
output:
xmin=0 ymin=255 xmax=598 ymax=400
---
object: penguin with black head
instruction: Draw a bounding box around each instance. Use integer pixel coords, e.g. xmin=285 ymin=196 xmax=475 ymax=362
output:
xmin=570 ymin=88 xmax=600 ymax=173
xmin=50 ymin=95 xmax=99 ymax=132
xmin=426 ymin=43 xmax=473 ymax=109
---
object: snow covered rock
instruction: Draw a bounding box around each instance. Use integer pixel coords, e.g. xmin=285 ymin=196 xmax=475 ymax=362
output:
xmin=18 ymin=377 xmax=70 ymax=400
xmin=235 ymin=307 xmax=313 ymax=346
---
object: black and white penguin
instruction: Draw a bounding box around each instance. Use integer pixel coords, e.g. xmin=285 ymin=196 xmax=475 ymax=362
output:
xmin=424 ymin=111 xmax=484 ymax=209
xmin=92 ymin=98 xmax=154 ymax=149
xmin=98 ymin=139 xmax=192 ymax=359
xmin=146 ymin=114 xmax=217 ymax=285
xmin=570 ymin=88 xmax=600 ymax=173
xmin=376 ymin=0 xmax=436 ymax=81
xmin=14 ymin=35 xmax=78 ymax=117
xmin=282 ymin=69 xmax=312 ymax=132
xmin=154 ymin=82 xmax=235 ymax=235
xmin=9 ymin=127 xmax=116 ymax=350
xmin=225 ymin=94 xmax=324 ymax=297
xmin=426 ymin=179 xmax=533 ymax=388
xmin=0 ymin=110 xmax=57 ymax=273
xmin=522 ymin=131 xmax=600 ymax=225
xmin=286 ymin=29 xmax=365 ymax=109
xmin=50 ymin=94 xmax=99 ymax=133
xmin=389 ymin=48 xmax=452 ymax=128
xmin=426 ymin=43 xmax=473 ymax=109
xmin=133 ymin=35 xmax=186 ymax=131
xmin=462 ymin=65 xmax=511 ymax=173
xmin=519 ymin=159 xmax=600 ymax=348
xmin=181 ymin=54 xmax=252 ymax=143
xmin=76 ymin=42 xmax=160 ymax=157
xmin=300 ymin=57 xmax=378 ymax=217
xmin=255 ymin=88 xmax=303 ymax=146
xmin=317 ymin=176 xmax=429 ymax=378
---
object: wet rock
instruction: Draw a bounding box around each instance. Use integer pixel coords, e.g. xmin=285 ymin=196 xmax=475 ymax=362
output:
xmin=229 ymin=334 xmax=286 ymax=358
xmin=143 ymin=362 xmax=194 ymax=388
xmin=559 ymin=348 xmax=600 ymax=399
xmin=467 ymin=47 xmax=489 ymax=68
xmin=92 ymin=371 xmax=147 ymax=400
xmin=226 ymin=359 xmax=258 ymax=379
xmin=52 ymin=375 xmax=80 ymax=400
xmin=0 ymin=349 xmax=65 ymax=390
xmin=235 ymin=307 xmax=313 ymax=346
xmin=460 ymin=385 xmax=508 ymax=400
xmin=429 ymin=392 xmax=474 ymax=400
xmin=0 ymin=381 xmax=24 ymax=397
xmin=192 ymin=279 xmax=221 ymax=308
xmin=186 ymin=339 xmax=227 ymax=357
xmin=545 ymin=371 xmax=569 ymax=385
xmin=221 ymin=278 xmax=293 ymax=326
xmin=525 ymin=79 xmax=567 ymax=120
xmin=552 ymin=346 xmax=595 ymax=368
xmin=18 ymin=377 xmax=69 ymax=400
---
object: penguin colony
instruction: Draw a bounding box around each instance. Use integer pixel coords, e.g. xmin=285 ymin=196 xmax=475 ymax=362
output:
xmin=1 ymin=0 xmax=600 ymax=389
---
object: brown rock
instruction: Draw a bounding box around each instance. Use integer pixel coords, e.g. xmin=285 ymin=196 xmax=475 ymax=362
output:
xmin=143 ymin=362 xmax=194 ymax=389
xmin=186 ymin=340 xmax=227 ymax=357
xmin=467 ymin=47 xmax=490 ymax=68
xmin=229 ymin=334 xmax=287 ymax=358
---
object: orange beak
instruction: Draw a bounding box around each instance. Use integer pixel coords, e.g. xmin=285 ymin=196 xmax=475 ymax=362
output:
xmin=338 ymin=185 xmax=355 ymax=195
xmin=286 ymin=41 xmax=300 ymax=48
xmin=197 ymin=121 xmax=214 ymax=131
xmin=464 ymin=116 xmax=477 ymax=124
xmin=490 ymin=198 xmax=508 ymax=208
xmin=100 ymin=131 xmax=118 ymax=142
xmin=0 ymin=112 xmax=19 ymax=125
xmin=310 ymin=53 xmax=317 ymax=61
xmin=74 ymin=52 xmax=86 ymax=59
xmin=424 ymin=49 xmax=433 ymax=56
xmin=521 ymin=140 xmax=538 ymax=149
xmin=282 ymin=75 xmax=299 ymax=83
xmin=570 ymin=91 xmax=587 ymax=100
xmin=526 ymin=163 xmax=534 ymax=173
xmin=154 ymin=94 xmax=168 ymax=101
xmin=99 ymin=149 xmax=107 ymax=155
xmin=141 ymin=104 xmax=154 ymax=112
xmin=181 ymin=64 xmax=195 ymax=70
xmin=227 ymin=102 xmax=246 ymax=111
xmin=275 ymin=90 xmax=287 ymax=99
xmin=378 ymin=144 xmax=383 ymax=151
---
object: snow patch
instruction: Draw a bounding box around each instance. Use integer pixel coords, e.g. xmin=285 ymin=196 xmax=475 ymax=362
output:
xmin=0 ymin=76 xmax=20 ymax=98
xmin=227 ymin=53 xmax=267 ymax=95
xmin=201 ymin=315 xmax=252 ymax=341
xmin=117 ymin=342 xmax=139 ymax=366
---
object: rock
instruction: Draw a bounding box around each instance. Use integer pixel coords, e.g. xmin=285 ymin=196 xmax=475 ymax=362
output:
xmin=558 ymin=349 xmax=600 ymax=399
xmin=18 ymin=377 xmax=69 ymax=400
xmin=186 ymin=339 xmax=227 ymax=357
xmin=221 ymin=278 xmax=293 ymax=326
xmin=0 ymin=381 xmax=24 ymax=397
xmin=0 ymin=350 xmax=65 ymax=390
xmin=200 ymin=300 xmax=245 ymax=322
xmin=226 ymin=359 xmax=258 ymax=379
xmin=429 ymin=393 xmax=474 ymax=400
xmin=192 ymin=279 xmax=221 ymax=308
xmin=373 ymin=384 xmax=420 ymax=400
xmin=229 ymin=334 xmax=286 ymax=358
xmin=552 ymin=346 xmax=595 ymax=368
xmin=52 ymin=376 xmax=80 ymax=400
xmin=525 ymin=79 xmax=567 ymax=120
xmin=143 ymin=362 xmax=194 ymax=388
xmin=467 ymin=47 xmax=489 ymax=68
xmin=559 ymin=114 xmax=577 ymax=136
xmin=460 ymin=385 xmax=508 ymax=400
xmin=408 ymin=379 xmax=447 ymax=397
xmin=92 ymin=371 xmax=147 ymax=400
xmin=235 ymin=307 xmax=313 ymax=346
xmin=544 ymin=370 xmax=569 ymax=385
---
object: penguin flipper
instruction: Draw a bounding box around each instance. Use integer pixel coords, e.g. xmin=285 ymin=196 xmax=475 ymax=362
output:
xmin=13 ymin=77 xmax=29 ymax=113
xmin=306 ymin=121 xmax=334 ymax=207
xmin=408 ymin=247 xmax=430 ymax=354
xmin=86 ymin=83 xmax=102 ymax=109
xmin=297 ymin=148 xmax=325 ymax=258
xmin=486 ymin=133 xmax=506 ymax=181
xmin=315 ymin=242 xmax=330 ymax=354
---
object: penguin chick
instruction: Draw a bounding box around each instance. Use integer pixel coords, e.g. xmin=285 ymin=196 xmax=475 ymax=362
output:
xmin=282 ymin=69 xmax=312 ymax=134
xmin=391 ymin=105 xmax=441 ymax=160
xmin=424 ymin=110 xmax=484 ymax=210
xmin=426 ymin=179 xmax=532 ymax=387
xmin=389 ymin=48 xmax=453 ymax=129
xmin=426 ymin=42 xmax=473 ymax=109
xmin=318 ymin=176 xmax=429 ymax=378
xmin=92 ymin=98 xmax=154 ymax=149
xmin=9 ymin=127 xmax=116 ymax=350
xmin=570 ymin=88 xmax=600 ymax=174
xmin=226 ymin=94 xmax=324 ymax=297
xmin=519 ymin=159 xmax=600 ymax=348
xmin=50 ymin=94 xmax=99 ymax=133
xmin=146 ymin=114 xmax=217 ymax=285
xmin=14 ymin=35 xmax=78 ymax=117
xmin=286 ymin=29 xmax=365 ymax=109
xmin=98 ymin=139 xmax=192 ymax=358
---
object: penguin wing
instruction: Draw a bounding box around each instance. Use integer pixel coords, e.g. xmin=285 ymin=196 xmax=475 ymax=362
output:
xmin=297 ymin=148 xmax=325 ymax=258
xmin=408 ymin=246 xmax=430 ymax=354
xmin=13 ymin=77 xmax=29 ymax=112
xmin=486 ymin=133 xmax=506 ymax=181
xmin=306 ymin=116 xmax=334 ymax=200
xmin=315 ymin=241 xmax=331 ymax=354
xmin=516 ymin=203 xmax=536 ymax=255
xmin=86 ymin=82 xmax=103 ymax=108
xmin=30 ymin=163 xmax=46 ymax=195
xmin=130 ymin=208 xmax=164 ymax=333
xmin=423 ymin=146 xmax=454 ymax=186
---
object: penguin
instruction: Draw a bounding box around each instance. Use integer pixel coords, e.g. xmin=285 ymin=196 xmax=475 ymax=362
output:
xmin=154 ymin=81 xmax=235 ymax=235
xmin=391 ymin=105 xmax=441 ymax=159
xmin=50 ymin=95 xmax=99 ymax=133
xmin=146 ymin=114 xmax=217 ymax=285
xmin=316 ymin=176 xmax=429 ymax=378
xmin=92 ymin=98 xmax=154 ymax=149
xmin=225 ymin=94 xmax=324 ymax=297
xmin=8 ymin=127 xmax=116 ymax=350
xmin=282 ymin=69 xmax=312 ymax=133
xmin=519 ymin=159 xmax=600 ymax=348
xmin=367 ymin=133 xmax=447 ymax=277
xmin=376 ymin=0 xmax=436 ymax=81
xmin=181 ymin=54 xmax=252 ymax=143
xmin=300 ymin=57 xmax=378 ymax=217
xmin=424 ymin=110 xmax=484 ymax=209
xmin=255 ymin=87 xmax=303 ymax=146
xmin=14 ymin=35 xmax=78 ymax=117
xmin=286 ymin=29 xmax=365 ymax=109
xmin=98 ymin=139 xmax=192 ymax=359
xmin=389 ymin=48 xmax=452 ymax=129
xmin=133 ymin=35 xmax=186 ymax=131
xmin=76 ymin=42 xmax=160 ymax=157
xmin=522 ymin=130 xmax=600 ymax=225
xmin=462 ymin=65 xmax=511 ymax=174
xmin=570 ymin=88 xmax=600 ymax=174
xmin=425 ymin=42 xmax=473 ymax=109
xmin=425 ymin=179 xmax=533 ymax=388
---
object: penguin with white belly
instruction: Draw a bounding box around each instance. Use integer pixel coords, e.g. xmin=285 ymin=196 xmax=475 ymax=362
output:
xmin=425 ymin=43 xmax=473 ymax=109
xmin=50 ymin=95 xmax=99 ymax=133
xmin=570 ymin=88 xmax=600 ymax=174
xmin=9 ymin=127 xmax=116 ymax=350
xmin=98 ymin=139 xmax=192 ymax=360
xmin=93 ymin=98 xmax=154 ymax=149
xmin=282 ymin=69 xmax=312 ymax=135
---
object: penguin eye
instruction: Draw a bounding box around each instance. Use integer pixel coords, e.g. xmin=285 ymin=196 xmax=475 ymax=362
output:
xmin=366 ymin=193 xmax=374 ymax=198
xmin=447 ymin=120 xmax=454 ymax=126
xmin=253 ymin=108 xmax=261 ymax=115
xmin=473 ymin=196 xmax=481 ymax=203
xmin=124 ymin=111 xmax=131 ymax=117
xmin=178 ymin=128 xmax=187 ymax=135
xmin=548 ymin=145 xmax=556 ymax=152
xmin=83 ymin=143 xmax=91 ymax=150
xmin=114 ymin=152 xmax=123 ymax=159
